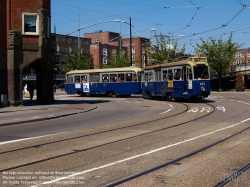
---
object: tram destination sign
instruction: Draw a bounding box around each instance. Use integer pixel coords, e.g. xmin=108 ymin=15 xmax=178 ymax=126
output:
xmin=194 ymin=58 xmax=206 ymax=62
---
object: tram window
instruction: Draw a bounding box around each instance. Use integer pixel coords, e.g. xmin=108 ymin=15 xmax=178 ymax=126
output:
xmin=102 ymin=74 xmax=109 ymax=82
xmin=155 ymin=70 xmax=160 ymax=81
xmin=174 ymin=69 xmax=181 ymax=80
xmin=125 ymin=73 xmax=132 ymax=82
xmin=118 ymin=74 xmax=124 ymax=82
xmin=137 ymin=72 xmax=142 ymax=81
xmin=168 ymin=69 xmax=173 ymax=80
xmin=133 ymin=73 xmax=137 ymax=81
xmin=183 ymin=66 xmax=187 ymax=81
xmin=67 ymin=75 xmax=74 ymax=83
xmin=81 ymin=75 xmax=87 ymax=83
xmin=188 ymin=68 xmax=193 ymax=80
xmin=194 ymin=66 xmax=209 ymax=79
xmin=162 ymin=70 xmax=168 ymax=81
xmin=110 ymin=74 xmax=117 ymax=82
xmin=144 ymin=73 xmax=148 ymax=82
xmin=74 ymin=75 xmax=80 ymax=83
xmin=148 ymin=72 xmax=153 ymax=81
xmin=90 ymin=73 xmax=99 ymax=82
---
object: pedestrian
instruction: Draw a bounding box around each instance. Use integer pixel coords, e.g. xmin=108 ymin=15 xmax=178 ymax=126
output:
xmin=23 ymin=84 xmax=28 ymax=97
xmin=27 ymin=82 xmax=34 ymax=102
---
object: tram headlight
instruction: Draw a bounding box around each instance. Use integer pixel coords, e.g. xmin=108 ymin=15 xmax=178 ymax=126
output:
xmin=201 ymin=86 xmax=205 ymax=91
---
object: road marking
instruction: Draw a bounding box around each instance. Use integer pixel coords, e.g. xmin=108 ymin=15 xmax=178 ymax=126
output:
xmin=216 ymin=106 xmax=226 ymax=112
xmin=39 ymin=117 xmax=250 ymax=186
xmin=237 ymin=101 xmax=250 ymax=105
xmin=0 ymin=132 xmax=68 ymax=145
xmin=159 ymin=109 xmax=171 ymax=114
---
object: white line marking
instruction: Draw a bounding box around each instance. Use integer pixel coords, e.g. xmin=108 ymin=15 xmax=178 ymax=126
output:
xmin=159 ymin=109 xmax=171 ymax=114
xmin=39 ymin=117 xmax=250 ymax=185
xmin=0 ymin=132 xmax=68 ymax=145
xmin=237 ymin=101 xmax=250 ymax=105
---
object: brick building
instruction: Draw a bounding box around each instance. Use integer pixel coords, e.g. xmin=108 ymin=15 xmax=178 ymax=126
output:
xmin=0 ymin=0 xmax=54 ymax=106
xmin=50 ymin=33 xmax=91 ymax=84
xmin=84 ymin=30 xmax=150 ymax=68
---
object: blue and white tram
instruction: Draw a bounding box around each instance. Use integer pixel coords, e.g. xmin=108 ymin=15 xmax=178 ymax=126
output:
xmin=65 ymin=67 xmax=142 ymax=97
xmin=142 ymin=55 xmax=210 ymax=101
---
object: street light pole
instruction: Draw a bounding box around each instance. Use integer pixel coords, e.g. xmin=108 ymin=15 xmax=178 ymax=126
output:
xmin=67 ymin=19 xmax=126 ymax=49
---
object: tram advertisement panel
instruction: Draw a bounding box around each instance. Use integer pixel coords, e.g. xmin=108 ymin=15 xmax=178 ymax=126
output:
xmin=83 ymin=83 xmax=90 ymax=93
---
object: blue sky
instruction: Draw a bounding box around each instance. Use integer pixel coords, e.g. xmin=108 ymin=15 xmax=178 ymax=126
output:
xmin=51 ymin=0 xmax=250 ymax=54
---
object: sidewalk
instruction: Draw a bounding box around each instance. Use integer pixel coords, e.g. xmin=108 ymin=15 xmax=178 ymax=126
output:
xmin=0 ymin=93 xmax=97 ymax=127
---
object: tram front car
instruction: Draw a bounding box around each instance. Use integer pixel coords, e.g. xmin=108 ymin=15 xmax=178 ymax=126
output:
xmin=142 ymin=54 xmax=210 ymax=101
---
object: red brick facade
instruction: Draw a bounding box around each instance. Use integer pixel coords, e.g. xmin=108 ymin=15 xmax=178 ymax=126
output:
xmin=0 ymin=0 xmax=53 ymax=106
xmin=84 ymin=31 xmax=150 ymax=68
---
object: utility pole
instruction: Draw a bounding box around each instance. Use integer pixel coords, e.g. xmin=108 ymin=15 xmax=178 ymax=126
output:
xmin=78 ymin=15 xmax=80 ymax=50
xmin=130 ymin=17 xmax=132 ymax=66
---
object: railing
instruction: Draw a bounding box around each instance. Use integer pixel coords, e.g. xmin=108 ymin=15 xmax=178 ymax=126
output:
xmin=22 ymin=74 xmax=65 ymax=80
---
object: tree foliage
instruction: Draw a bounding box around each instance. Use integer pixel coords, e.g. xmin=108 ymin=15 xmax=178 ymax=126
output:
xmin=147 ymin=33 xmax=186 ymax=65
xmin=193 ymin=33 xmax=243 ymax=91
xmin=61 ymin=47 xmax=93 ymax=73
xmin=103 ymin=49 xmax=131 ymax=68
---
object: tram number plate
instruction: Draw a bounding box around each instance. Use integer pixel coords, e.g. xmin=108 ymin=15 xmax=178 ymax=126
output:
xmin=200 ymin=82 xmax=205 ymax=85
xmin=168 ymin=81 xmax=173 ymax=88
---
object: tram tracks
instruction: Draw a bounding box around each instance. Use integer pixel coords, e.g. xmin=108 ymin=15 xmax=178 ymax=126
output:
xmin=0 ymin=102 xmax=214 ymax=172
xmin=105 ymin=121 xmax=250 ymax=187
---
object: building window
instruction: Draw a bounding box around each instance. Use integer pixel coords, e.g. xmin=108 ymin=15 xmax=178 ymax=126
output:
xmin=22 ymin=13 xmax=39 ymax=35
xmin=103 ymin=48 xmax=107 ymax=55
xmin=96 ymin=37 xmax=99 ymax=43
xmin=248 ymin=52 xmax=250 ymax=57
xmin=132 ymin=48 xmax=135 ymax=53
xmin=112 ymin=49 xmax=116 ymax=55
xmin=143 ymin=56 xmax=146 ymax=60
xmin=60 ymin=47 xmax=67 ymax=54
xmin=103 ymin=57 xmax=107 ymax=64
xmin=132 ymin=56 xmax=135 ymax=61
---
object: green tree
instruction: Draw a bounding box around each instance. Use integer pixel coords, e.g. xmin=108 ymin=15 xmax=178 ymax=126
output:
xmin=193 ymin=33 xmax=243 ymax=91
xmin=103 ymin=49 xmax=130 ymax=68
xmin=147 ymin=33 xmax=186 ymax=65
xmin=61 ymin=47 xmax=93 ymax=73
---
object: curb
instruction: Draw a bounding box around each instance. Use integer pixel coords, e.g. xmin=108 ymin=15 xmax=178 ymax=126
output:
xmin=0 ymin=105 xmax=97 ymax=127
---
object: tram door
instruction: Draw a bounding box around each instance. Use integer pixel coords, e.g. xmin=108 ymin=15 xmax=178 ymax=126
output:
xmin=155 ymin=69 xmax=161 ymax=93
xmin=183 ymin=66 xmax=188 ymax=92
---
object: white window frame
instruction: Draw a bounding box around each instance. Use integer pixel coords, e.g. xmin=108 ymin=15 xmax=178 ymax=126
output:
xmin=132 ymin=48 xmax=135 ymax=53
xmin=103 ymin=48 xmax=107 ymax=55
xmin=103 ymin=57 xmax=107 ymax=64
xmin=22 ymin=12 xmax=39 ymax=35
xmin=112 ymin=49 xmax=116 ymax=55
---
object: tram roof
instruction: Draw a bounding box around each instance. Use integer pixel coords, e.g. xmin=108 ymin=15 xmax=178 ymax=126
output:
xmin=66 ymin=66 xmax=142 ymax=75
xmin=143 ymin=57 xmax=208 ymax=70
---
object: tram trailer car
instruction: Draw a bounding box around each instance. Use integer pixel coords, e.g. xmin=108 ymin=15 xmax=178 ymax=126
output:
xmin=142 ymin=55 xmax=210 ymax=101
xmin=65 ymin=67 xmax=142 ymax=97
